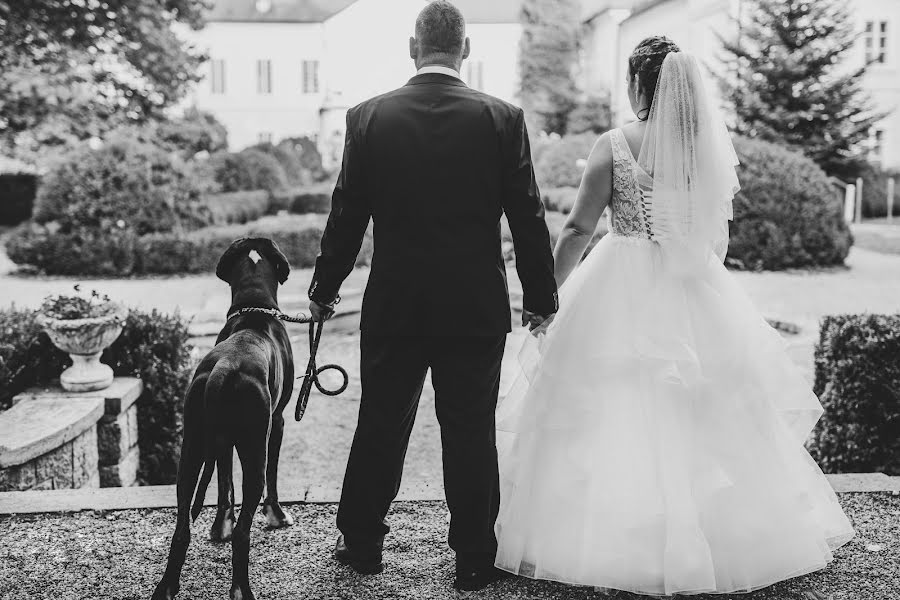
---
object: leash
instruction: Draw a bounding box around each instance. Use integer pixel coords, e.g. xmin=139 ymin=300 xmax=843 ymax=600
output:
xmin=225 ymin=306 xmax=349 ymax=422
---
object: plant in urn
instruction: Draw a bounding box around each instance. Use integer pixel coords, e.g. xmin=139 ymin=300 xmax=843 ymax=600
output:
xmin=37 ymin=286 xmax=127 ymax=392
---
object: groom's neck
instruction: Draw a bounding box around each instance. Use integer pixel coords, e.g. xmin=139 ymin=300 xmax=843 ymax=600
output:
xmin=416 ymin=55 xmax=462 ymax=72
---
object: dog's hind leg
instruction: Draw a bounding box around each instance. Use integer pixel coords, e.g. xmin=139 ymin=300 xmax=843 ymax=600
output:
xmin=210 ymin=447 xmax=236 ymax=542
xmin=262 ymin=412 xmax=294 ymax=529
xmin=151 ymin=385 xmax=205 ymax=600
xmin=230 ymin=434 xmax=267 ymax=600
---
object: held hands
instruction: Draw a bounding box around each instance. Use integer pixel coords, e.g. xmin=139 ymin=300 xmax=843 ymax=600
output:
xmin=522 ymin=309 xmax=555 ymax=337
xmin=309 ymin=300 xmax=336 ymax=322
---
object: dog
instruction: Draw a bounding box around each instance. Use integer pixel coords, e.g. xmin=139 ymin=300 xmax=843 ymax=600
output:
xmin=152 ymin=237 xmax=296 ymax=600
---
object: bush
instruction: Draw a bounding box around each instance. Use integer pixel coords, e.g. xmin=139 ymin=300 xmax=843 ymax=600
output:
xmin=156 ymin=109 xmax=229 ymax=158
xmin=135 ymin=214 xmax=373 ymax=275
xmin=202 ymin=190 xmax=271 ymax=225
xmin=808 ymin=314 xmax=900 ymax=475
xmin=0 ymin=173 xmax=39 ymax=225
xmin=567 ymin=94 xmax=612 ymax=135
xmin=279 ymin=136 xmax=328 ymax=182
xmin=209 ymin=149 xmax=288 ymax=193
xmin=6 ymin=223 xmax=139 ymax=276
xmin=534 ymin=132 xmax=596 ymax=189
xmin=0 ymin=306 xmax=193 ymax=484
xmin=860 ymin=163 xmax=899 ymax=219
xmin=271 ymin=183 xmax=332 ymax=215
xmin=33 ymin=135 xmax=212 ymax=236
xmin=542 ymin=187 xmax=578 ymax=214
xmin=728 ymin=137 xmax=852 ymax=270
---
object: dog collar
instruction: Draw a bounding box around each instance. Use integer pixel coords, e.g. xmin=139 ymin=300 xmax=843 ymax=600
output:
xmin=226 ymin=307 xmax=312 ymax=323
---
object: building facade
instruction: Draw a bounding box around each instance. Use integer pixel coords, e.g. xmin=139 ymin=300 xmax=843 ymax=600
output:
xmin=582 ymin=0 xmax=900 ymax=171
xmin=182 ymin=0 xmax=522 ymax=163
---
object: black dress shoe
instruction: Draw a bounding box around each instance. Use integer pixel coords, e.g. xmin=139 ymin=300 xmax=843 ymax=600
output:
xmin=334 ymin=534 xmax=384 ymax=575
xmin=453 ymin=564 xmax=511 ymax=591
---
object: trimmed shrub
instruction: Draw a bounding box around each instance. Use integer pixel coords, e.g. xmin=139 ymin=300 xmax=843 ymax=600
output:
xmin=728 ymin=137 xmax=852 ymax=270
xmin=33 ymin=135 xmax=212 ymax=236
xmin=0 ymin=306 xmax=192 ymax=484
xmin=203 ymin=190 xmax=271 ymax=225
xmin=272 ymin=183 xmax=332 ymax=215
xmin=6 ymin=223 xmax=139 ymax=276
xmin=0 ymin=173 xmax=38 ymax=225
xmin=135 ymin=214 xmax=373 ymax=275
xmin=534 ymin=132 xmax=596 ymax=189
xmin=209 ymin=149 xmax=288 ymax=193
xmin=860 ymin=163 xmax=899 ymax=219
xmin=156 ymin=109 xmax=229 ymax=158
xmin=542 ymin=187 xmax=578 ymax=214
xmin=279 ymin=136 xmax=328 ymax=182
xmin=808 ymin=314 xmax=900 ymax=475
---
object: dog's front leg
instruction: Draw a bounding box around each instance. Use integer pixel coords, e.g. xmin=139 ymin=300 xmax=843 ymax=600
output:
xmin=262 ymin=412 xmax=294 ymax=528
xmin=211 ymin=449 xmax=236 ymax=542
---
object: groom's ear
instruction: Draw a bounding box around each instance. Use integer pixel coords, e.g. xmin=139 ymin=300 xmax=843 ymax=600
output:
xmin=409 ymin=37 xmax=418 ymax=61
xmin=462 ymin=37 xmax=471 ymax=60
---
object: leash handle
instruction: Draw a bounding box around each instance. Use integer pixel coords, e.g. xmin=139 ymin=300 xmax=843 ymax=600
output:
xmin=295 ymin=317 xmax=349 ymax=422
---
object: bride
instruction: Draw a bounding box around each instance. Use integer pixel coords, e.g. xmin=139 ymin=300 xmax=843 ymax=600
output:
xmin=494 ymin=36 xmax=855 ymax=596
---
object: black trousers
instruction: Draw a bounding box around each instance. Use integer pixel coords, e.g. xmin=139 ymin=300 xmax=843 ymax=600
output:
xmin=337 ymin=333 xmax=506 ymax=564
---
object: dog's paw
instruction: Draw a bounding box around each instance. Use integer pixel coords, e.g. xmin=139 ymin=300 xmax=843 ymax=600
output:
xmin=229 ymin=584 xmax=256 ymax=600
xmin=210 ymin=507 xmax=236 ymax=543
xmin=262 ymin=501 xmax=294 ymax=529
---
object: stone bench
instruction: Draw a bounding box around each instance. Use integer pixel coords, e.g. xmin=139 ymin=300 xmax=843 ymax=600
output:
xmin=0 ymin=377 xmax=143 ymax=492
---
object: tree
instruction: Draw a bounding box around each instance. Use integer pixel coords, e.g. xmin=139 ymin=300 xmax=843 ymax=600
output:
xmin=567 ymin=93 xmax=613 ymax=135
xmin=719 ymin=0 xmax=883 ymax=180
xmin=518 ymin=0 xmax=581 ymax=135
xmin=0 ymin=0 xmax=208 ymax=162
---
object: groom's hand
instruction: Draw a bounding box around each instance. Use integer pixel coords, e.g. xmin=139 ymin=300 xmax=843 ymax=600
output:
xmin=522 ymin=310 xmax=555 ymax=336
xmin=309 ymin=300 xmax=335 ymax=322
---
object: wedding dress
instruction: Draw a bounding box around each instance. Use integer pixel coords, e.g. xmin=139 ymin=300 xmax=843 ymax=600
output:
xmin=494 ymin=53 xmax=855 ymax=596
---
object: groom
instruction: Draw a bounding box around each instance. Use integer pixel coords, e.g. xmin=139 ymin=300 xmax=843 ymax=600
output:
xmin=308 ymin=1 xmax=558 ymax=591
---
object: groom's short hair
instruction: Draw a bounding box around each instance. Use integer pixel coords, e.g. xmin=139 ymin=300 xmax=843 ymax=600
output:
xmin=415 ymin=1 xmax=466 ymax=57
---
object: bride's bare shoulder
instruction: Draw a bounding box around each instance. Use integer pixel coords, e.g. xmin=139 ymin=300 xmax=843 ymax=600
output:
xmin=585 ymin=130 xmax=614 ymax=172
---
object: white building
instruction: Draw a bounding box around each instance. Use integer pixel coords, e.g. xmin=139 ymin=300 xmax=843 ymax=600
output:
xmin=183 ymin=0 xmax=523 ymax=165
xmin=582 ymin=0 xmax=900 ymax=171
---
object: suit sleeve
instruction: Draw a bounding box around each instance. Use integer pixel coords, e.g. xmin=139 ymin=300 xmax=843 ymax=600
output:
xmin=502 ymin=108 xmax=559 ymax=316
xmin=308 ymin=110 xmax=371 ymax=305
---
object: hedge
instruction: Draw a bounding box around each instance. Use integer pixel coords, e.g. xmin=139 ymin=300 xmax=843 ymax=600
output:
xmin=808 ymin=314 xmax=900 ymax=475
xmin=135 ymin=214 xmax=373 ymax=275
xmin=728 ymin=137 xmax=853 ymax=270
xmin=534 ymin=132 xmax=596 ymax=189
xmin=202 ymin=190 xmax=271 ymax=225
xmin=6 ymin=224 xmax=140 ymax=276
xmin=0 ymin=173 xmax=38 ymax=225
xmin=208 ymin=149 xmax=288 ymax=193
xmin=860 ymin=163 xmax=899 ymax=219
xmin=271 ymin=183 xmax=332 ymax=215
xmin=0 ymin=306 xmax=193 ymax=484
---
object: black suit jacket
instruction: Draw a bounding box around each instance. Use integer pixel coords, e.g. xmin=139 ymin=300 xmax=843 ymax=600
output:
xmin=309 ymin=72 xmax=558 ymax=336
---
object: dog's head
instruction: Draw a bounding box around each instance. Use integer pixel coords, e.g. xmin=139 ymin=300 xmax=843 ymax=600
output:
xmin=216 ymin=237 xmax=291 ymax=286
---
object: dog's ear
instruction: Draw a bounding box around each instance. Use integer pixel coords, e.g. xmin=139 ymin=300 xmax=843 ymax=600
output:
xmin=259 ymin=238 xmax=291 ymax=284
xmin=216 ymin=237 xmax=250 ymax=283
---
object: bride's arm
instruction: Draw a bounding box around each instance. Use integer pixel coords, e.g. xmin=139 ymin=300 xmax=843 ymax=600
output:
xmin=553 ymin=132 xmax=613 ymax=288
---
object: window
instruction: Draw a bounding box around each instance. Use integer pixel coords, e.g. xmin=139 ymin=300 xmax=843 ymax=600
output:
xmin=870 ymin=128 xmax=884 ymax=161
xmin=258 ymin=132 xmax=273 ymax=144
xmin=302 ymin=60 xmax=320 ymax=94
xmin=865 ymin=20 xmax=888 ymax=64
xmin=257 ymin=59 xmax=272 ymax=94
xmin=210 ymin=59 xmax=226 ymax=94
xmin=467 ymin=60 xmax=484 ymax=91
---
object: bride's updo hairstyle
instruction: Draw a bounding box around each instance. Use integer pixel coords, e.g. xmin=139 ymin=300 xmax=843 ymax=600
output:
xmin=628 ymin=36 xmax=681 ymax=121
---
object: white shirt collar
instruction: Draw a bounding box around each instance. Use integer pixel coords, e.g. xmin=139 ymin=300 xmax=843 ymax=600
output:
xmin=416 ymin=65 xmax=462 ymax=80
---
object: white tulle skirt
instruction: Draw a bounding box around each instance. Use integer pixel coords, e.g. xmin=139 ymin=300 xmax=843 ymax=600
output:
xmin=495 ymin=234 xmax=855 ymax=596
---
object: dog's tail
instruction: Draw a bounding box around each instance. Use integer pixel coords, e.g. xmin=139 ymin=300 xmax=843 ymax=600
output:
xmin=190 ymin=362 xmax=233 ymax=521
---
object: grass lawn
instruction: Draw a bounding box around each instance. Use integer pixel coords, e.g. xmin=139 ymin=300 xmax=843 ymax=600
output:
xmin=0 ymin=494 xmax=897 ymax=600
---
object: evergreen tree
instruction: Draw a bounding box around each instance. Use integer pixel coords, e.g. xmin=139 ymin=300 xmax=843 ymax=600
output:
xmin=518 ymin=0 xmax=581 ymax=135
xmin=719 ymin=0 xmax=882 ymax=179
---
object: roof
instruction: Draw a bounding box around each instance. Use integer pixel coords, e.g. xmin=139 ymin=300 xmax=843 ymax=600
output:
xmin=205 ymin=0 xmax=521 ymax=24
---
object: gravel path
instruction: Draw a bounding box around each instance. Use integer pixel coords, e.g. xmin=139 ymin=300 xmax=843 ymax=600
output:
xmin=0 ymin=494 xmax=896 ymax=600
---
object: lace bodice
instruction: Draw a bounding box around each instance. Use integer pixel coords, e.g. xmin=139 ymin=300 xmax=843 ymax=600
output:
xmin=608 ymin=129 xmax=653 ymax=240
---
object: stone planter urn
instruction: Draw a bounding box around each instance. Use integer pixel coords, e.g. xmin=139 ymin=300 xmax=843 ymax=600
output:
xmin=37 ymin=301 xmax=127 ymax=392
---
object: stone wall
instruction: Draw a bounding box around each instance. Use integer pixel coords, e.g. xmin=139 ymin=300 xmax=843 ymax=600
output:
xmin=0 ymin=377 xmax=143 ymax=492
